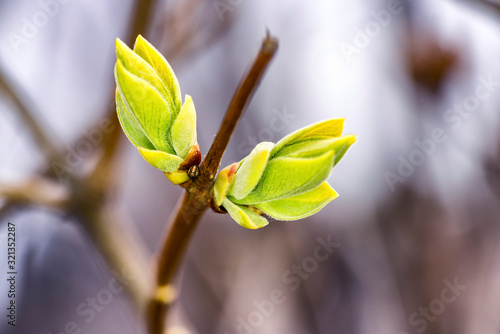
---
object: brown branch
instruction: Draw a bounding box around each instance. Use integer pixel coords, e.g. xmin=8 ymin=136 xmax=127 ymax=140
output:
xmin=147 ymin=32 xmax=278 ymax=334
xmin=200 ymin=33 xmax=279 ymax=179
xmin=147 ymin=192 xmax=206 ymax=334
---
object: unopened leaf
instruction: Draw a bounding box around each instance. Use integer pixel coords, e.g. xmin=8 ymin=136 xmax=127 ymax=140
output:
xmin=213 ymin=163 xmax=238 ymax=207
xmin=115 ymin=60 xmax=174 ymax=154
xmin=116 ymin=39 xmax=173 ymax=111
xmin=256 ymin=182 xmax=338 ymax=220
xmin=222 ymin=198 xmax=269 ymax=229
xmin=332 ymin=135 xmax=357 ymax=164
xmin=115 ymin=89 xmax=155 ymax=150
xmin=276 ymin=135 xmax=356 ymax=163
xmin=115 ymin=36 xmax=201 ymax=183
xmin=165 ymin=171 xmax=190 ymax=185
xmin=138 ymin=147 xmax=183 ymax=173
xmin=172 ymin=95 xmax=197 ymax=158
xmin=271 ymin=119 xmax=345 ymax=158
xmin=232 ymin=150 xmax=336 ymax=204
xmin=229 ymin=142 xmax=274 ymax=200
xmin=276 ymin=138 xmax=338 ymax=159
xmin=133 ymin=35 xmax=181 ymax=114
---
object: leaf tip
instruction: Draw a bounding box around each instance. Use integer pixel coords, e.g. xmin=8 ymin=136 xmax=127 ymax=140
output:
xmin=115 ymin=38 xmax=130 ymax=56
xmin=345 ymin=134 xmax=357 ymax=145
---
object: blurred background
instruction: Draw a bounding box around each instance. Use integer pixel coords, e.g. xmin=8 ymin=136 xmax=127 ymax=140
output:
xmin=1 ymin=0 xmax=500 ymax=333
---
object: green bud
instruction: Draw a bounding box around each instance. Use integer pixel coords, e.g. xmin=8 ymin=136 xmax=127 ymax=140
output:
xmin=133 ymin=35 xmax=181 ymax=113
xmin=172 ymin=95 xmax=197 ymax=158
xmin=231 ymin=150 xmax=336 ymax=204
xmin=114 ymin=35 xmax=200 ymax=184
xmin=230 ymin=142 xmax=273 ymax=200
xmin=214 ymin=119 xmax=356 ymax=229
xmin=270 ymin=118 xmax=345 ymax=158
xmin=137 ymin=147 xmax=184 ymax=172
xmin=213 ymin=163 xmax=239 ymax=207
xmin=222 ymin=198 xmax=269 ymax=229
xmin=254 ymin=182 xmax=338 ymax=220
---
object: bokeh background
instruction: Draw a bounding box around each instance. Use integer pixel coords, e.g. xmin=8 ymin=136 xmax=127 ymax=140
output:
xmin=1 ymin=0 xmax=500 ymax=333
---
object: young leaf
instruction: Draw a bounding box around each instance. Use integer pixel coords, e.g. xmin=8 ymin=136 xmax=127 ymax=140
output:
xmin=229 ymin=142 xmax=274 ymax=200
xmin=231 ymin=150 xmax=336 ymax=204
xmin=276 ymin=135 xmax=357 ymax=162
xmin=255 ymin=182 xmax=338 ymax=220
xmin=332 ymin=135 xmax=357 ymax=165
xmin=271 ymin=119 xmax=345 ymax=158
xmin=115 ymin=60 xmax=174 ymax=154
xmin=222 ymin=198 xmax=269 ymax=229
xmin=213 ymin=163 xmax=238 ymax=207
xmin=133 ymin=35 xmax=181 ymax=114
xmin=138 ymin=147 xmax=184 ymax=173
xmin=115 ymin=89 xmax=155 ymax=150
xmin=276 ymin=138 xmax=338 ymax=159
xmin=171 ymin=95 xmax=197 ymax=158
xmin=164 ymin=171 xmax=190 ymax=185
xmin=116 ymin=39 xmax=174 ymax=114
xmin=115 ymin=36 xmax=200 ymax=185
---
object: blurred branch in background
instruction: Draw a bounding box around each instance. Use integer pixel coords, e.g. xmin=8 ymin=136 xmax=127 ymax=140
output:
xmin=158 ymin=0 xmax=235 ymax=64
xmin=0 ymin=67 xmax=65 ymax=167
xmin=0 ymin=177 xmax=69 ymax=208
xmin=484 ymin=137 xmax=500 ymax=199
xmin=0 ymin=0 xmax=238 ymax=328
xmin=0 ymin=0 xmax=160 ymax=312
xmin=405 ymin=34 xmax=459 ymax=97
xmin=460 ymin=0 xmax=500 ymax=14
xmin=4 ymin=1 xmax=499 ymax=333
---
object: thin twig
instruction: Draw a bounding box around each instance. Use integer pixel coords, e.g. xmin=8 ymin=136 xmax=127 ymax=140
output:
xmin=200 ymin=33 xmax=278 ymax=179
xmin=148 ymin=33 xmax=278 ymax=334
